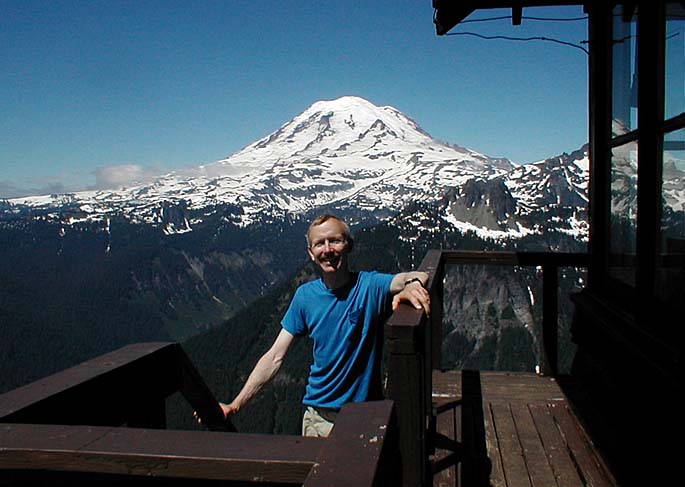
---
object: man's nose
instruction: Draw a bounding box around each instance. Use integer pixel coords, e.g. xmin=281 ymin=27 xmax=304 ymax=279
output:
xmin=322 ymin=239 xmax=334 ymax=252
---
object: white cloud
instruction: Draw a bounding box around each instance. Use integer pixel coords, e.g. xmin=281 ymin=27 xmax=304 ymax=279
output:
xmin=92 ymin=164 xmax=161 ymax=190
xmin=1 ymin=163 xmax=166 ymax=199
xmin=0 ymin=179 xmax=72 ymax=199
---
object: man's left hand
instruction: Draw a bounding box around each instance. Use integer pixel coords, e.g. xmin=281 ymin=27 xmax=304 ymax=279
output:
xmin=392 ymin=281 xmax=431 ymax=316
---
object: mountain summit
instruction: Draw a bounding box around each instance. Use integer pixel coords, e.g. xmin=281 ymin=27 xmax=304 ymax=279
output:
xmin=206 ymin=95 xmax=508 ymax=176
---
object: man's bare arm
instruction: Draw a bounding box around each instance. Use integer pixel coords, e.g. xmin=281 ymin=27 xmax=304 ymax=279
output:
xmin=218 ymin=328 xmax=296 ymax=419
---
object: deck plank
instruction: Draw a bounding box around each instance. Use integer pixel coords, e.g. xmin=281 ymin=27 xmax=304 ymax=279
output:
xmin=491 ymin=402 xmax=530 ymax=487
xmin=432 ymin=400 xmax=458 ymax=487
xmin=483 ymin=402 xmax=506 ymax=487
xmin=550 ymin=403 xmax=615 ymax=487
xmin=528 ymin=403 xmax=584 ymax=487
xmin=432 ymin=371 xmax=618 ymax=487
xmin=509 ymin=402 xmax=557 ymax=487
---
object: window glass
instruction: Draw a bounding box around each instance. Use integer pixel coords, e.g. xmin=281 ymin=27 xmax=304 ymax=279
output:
xmin=612 ymin=4 xmax=638 ymax=136
xmin=609 ymin=140 xmax=638 ymax=286
xmin=665 ymin=3 xmax=685 ymax=120
xmin=657 ymin=129 xmax=685 ymax=305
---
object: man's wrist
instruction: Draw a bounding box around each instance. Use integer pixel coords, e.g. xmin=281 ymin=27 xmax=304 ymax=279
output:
xmin=404 ymin=277 xmax=424 ymax=287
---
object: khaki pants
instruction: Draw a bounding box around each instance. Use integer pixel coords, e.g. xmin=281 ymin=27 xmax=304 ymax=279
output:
xmin=302 ymin=406 xmax=338 ymax=437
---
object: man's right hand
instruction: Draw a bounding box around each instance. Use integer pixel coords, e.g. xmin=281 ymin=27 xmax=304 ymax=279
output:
xmin=219 ymin=401 xmax=240 ymax=419
xmin=193 ymin=401 xmax=239 ymax=425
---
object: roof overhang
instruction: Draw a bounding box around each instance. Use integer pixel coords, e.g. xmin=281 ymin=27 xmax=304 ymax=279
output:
xmin=433 ymin=1 xmax=586 ymax=35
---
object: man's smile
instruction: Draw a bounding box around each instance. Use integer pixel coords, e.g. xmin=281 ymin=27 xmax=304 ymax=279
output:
xmin=319 ymin=253 xmax=341 ymax=269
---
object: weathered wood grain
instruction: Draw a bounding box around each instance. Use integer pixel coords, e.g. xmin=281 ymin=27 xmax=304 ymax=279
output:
xmin=304 ymin=400 xmax=398 ymax=487
xmin=432 ymin=371 xmax=618 ymax=487
xmin=528 ymin=403 xmax=584 ymax=487
xmin=0 ymin=423 xmax=321 ymax=483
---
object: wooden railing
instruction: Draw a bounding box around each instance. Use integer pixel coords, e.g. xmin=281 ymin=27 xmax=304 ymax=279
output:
xmin=0 ymin=342 xmax=231 ymax=432
xmin=0 ymin=251 xmax=588 ymax=487
xmin=0 ymin=342 xmax=398 ymax=486
xmin=384 ymin=250 xmax=588 ymax=487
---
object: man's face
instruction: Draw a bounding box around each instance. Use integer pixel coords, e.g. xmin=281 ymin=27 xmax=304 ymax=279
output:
xmin=307 ymin=219 xmax=350 ymax=274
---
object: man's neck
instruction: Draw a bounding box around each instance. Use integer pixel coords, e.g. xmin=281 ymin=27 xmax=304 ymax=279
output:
xmin=322 ymin=267 xmax=353 ymax=290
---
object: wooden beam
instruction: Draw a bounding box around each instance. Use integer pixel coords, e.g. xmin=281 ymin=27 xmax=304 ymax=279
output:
xmin=0 ymin=342 xmax=235 ymax=432
xmin=586 ymin=1 xmax=613 ymax=291
xmin=0 ymin=423 xmax=322 ymax=483
xmin=304 ymin=401 xmax=398 ymax=487
xmin=0 ymin=342 xmax=178 ymax=426
xmin=512 ymin=5 xmax=523 ymax=25
xmin=540 ymin=264 xmax=559 ymax=376
xmin=636 ymin=0 xmax=666 ymax=308
xmin=433 ymin=0 xmax=585 ymax=36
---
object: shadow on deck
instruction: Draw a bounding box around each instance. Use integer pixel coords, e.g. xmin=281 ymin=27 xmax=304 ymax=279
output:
xmin=431 ymin=370 xmax=616 ymax=487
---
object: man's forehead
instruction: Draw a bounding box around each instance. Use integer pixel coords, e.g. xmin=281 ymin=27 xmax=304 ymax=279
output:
xmin=308 ymin=219 xmax=346 ymax=238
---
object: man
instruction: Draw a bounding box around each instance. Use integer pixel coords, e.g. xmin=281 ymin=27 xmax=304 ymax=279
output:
xmin=217 ymin=214 xmax=430 ymax=437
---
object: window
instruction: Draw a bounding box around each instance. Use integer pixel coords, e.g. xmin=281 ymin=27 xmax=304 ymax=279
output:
xmin=609 ymin=140 xmax=638 ymax=287
xmin=665 ymin=3 xmax=685 ymax=120
xmin=657 ymin=4 xmax=685 ymax=306
xmin=612 ymin=4 xmax=638 ymax=136
xmin=659 ymin=130 xmax=685 ymax=305
xmin=608 ymin=5 xmax=639 ymax=289
xmin=590 ymin=3 xmax=685 ymax=314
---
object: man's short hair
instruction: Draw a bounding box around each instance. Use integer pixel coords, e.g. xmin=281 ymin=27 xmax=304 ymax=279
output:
xmin=306 ymin=214 xmax=353 ymax=249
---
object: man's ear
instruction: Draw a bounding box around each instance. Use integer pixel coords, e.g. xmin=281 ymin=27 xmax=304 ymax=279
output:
xmin=307 ymin=247 xmax=316 ymax=261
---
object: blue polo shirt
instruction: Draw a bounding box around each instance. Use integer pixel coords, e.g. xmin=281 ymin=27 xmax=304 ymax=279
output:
xmin=281 ymin=271 xmax=394 ymax=410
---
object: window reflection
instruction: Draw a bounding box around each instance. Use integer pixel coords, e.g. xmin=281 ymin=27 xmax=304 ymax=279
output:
xmin=609 ymin=140 xmax=638 ymax=286
xmin=666 ymin=3 xmax=685 ymax=120
xmin=658 ymin=129 xmax=685 ymax=304
xmin=612 ymin=4 xmax=638 ymax=136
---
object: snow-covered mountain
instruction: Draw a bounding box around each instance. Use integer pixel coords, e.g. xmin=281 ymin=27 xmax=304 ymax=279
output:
xmin=444 ymin=147 xmax=590 ymax=242
xmin=609 ymin=136 xmax=685 ymax=239
xmin=3 ymin=96 xmax=518 ymax=235
xmin=4 ymin=95 xmax=685 ymax=249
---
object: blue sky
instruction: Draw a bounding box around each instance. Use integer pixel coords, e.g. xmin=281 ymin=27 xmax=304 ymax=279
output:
xmin=0 ymin=1 xmax=589 ymax=198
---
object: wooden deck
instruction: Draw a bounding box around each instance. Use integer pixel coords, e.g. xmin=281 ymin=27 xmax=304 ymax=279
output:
xmin=431 ymin=371 xmax=618 ymax=487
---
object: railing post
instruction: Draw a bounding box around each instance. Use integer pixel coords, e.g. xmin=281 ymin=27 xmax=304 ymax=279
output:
xmin=540 ymin=264 xmax=559 ymax=376
xmin=304 ymin=400 xmax=398 ymax=487
xmin=385 ymin=314 xmax=427 ymax=487
xmin=423 ymin=251 xmax=444 ymax=370
xmin=385 ymin=249 xmax=443 ymax=487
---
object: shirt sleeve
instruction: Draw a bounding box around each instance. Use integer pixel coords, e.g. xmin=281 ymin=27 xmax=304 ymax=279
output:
xmin=368 ymin=271 xmax=394 ymax=313
xmin=281 ymin=286 xmax=308 ymax=336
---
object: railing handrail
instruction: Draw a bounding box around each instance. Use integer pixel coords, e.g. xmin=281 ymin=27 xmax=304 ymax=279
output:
xmin=0 ymin=423 xmax=323 ymax=483
xmin=0 ymin=401 xmax=397 ymax=486
xmin=440 ymin=250 xmax=589 ymax=267
xmin=0 ymin=341 xmax=232 ymax=432
xmin=0 ymin=343 xmax=398 ymax=487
